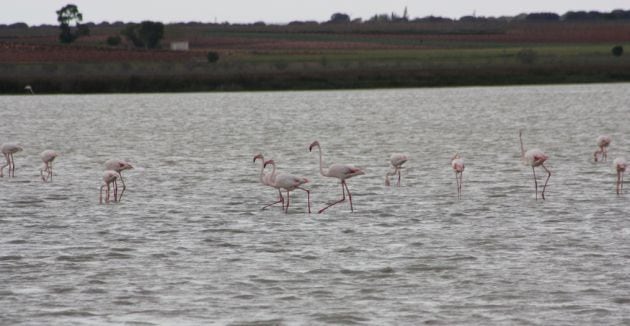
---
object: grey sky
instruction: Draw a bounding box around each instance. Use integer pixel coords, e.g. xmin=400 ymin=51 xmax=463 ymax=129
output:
xmin=2 ymin=0 xmax=628 ymax=25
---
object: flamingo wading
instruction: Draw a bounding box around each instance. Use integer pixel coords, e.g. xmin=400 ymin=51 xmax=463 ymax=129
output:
xmin=614 ymin=157 xmax=626 ymax=195
xmin=253 ymin=153 xmax=285 ymax=210
xmin=100 ymin=170 xmax=119 ymax=204
xmin=594 ymin=135 xmax=612 ymax=162
xmin=104 ymin=159 xmax=133 ymax=201
xmin=264 ymin=159 xmax=311 ymax=213
xmin=519 ymin=130 xmax=551 ymax=200
xmin=40 ymin=150 xmax=59 ymax=182
xmin=1 ymin=143 xmax=23 ymax=178
xmin=385 ymin=153 xmax=408 ymax=187
xmin=309 ymin=140 xmax=364 ymax=213
xmin=451 ymin=153 xmax=465 ymax=199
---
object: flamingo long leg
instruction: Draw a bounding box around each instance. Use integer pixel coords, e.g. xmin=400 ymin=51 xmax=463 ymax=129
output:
xmin=297 ymin=186 xmax=311 ymax=213
xmin=454 ymin=171 xmax=460 ymax=199
xmin=40 ymin=167 xmax=46 ymax=182
xmin=343 ymin=181 xmax=354 ymax=212
xmin=318 ymin=181 xmax=347 ymax=214
xmin=532 ymin=166 xmax=538 ymax=200
xmin=9 ymin=153 xmax=14 ymax=177
xmin=0 ymin=154 xmax=8 ymax=177
xmin=49 ymin=162 xmax=53 ymax=182
xmin=397 ymin=168 xmax=401 ymax=187
xmin=261 ymin=190 xmax=284 ymax=210
xmin=617 ymin=171 xmax=621 ymax=196
xmin=118 ymin=174 xmax=127 ymax=201
xmin=113 ymin=180 xmax=118 ymax=202
xmin=459 ymin=171 xmax=464 ymax=199
xmin=285 ymin=190 xmax=291 ymax=213
xmin=541 ymin=164 xmax=551 ymax=200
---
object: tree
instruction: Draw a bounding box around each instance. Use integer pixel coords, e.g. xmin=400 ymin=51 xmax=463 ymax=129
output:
xmin=56 ymin=4 xmax=88 ymax=43
xmin=612 ymin=45 xmax=624 ymax=57
xmin=121 ymin=21 xmax=164 ymax=49
xmin=328 ymin=13 xmax=351 ymax=24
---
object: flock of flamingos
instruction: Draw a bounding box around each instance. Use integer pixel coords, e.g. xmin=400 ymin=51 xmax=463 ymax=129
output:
xmin=0 ymin=132 xmax=626 ymax=212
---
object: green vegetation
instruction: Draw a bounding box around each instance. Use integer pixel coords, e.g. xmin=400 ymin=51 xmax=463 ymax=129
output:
xmin=1 ymin=17 xmax=630 ymax=93
xmin=121 ymin=21 xmax=164 ymax=49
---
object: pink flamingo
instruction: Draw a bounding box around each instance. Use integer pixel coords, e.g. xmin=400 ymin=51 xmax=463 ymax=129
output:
xmin=253 ymin=153 xmax=285 ymax=210
xmin=309 ymin=140 xmax=364 ymax=213
xmin=40 ymin=150 xmax=59 ymax=182
xmin=594 ymin=135 xmax=612 ymax=162
xmin=614 ymin=157 xmax=626 ymax=195
xmin=100 ymin=170 xmax=119 ymax=204
xmin=1 ymin=143 xmax=23 ymax=178
xmin=104 ymin=159 xmax=133 ymax=201
xmin=385 ymin=153 xmax=408 ymax=186
xmin=519 ymin=130 xmax=551 ymax=200
xmin=263 ymin=159 xmax=311 ymax=213
xmin=451 ymin=153 xmax=465 ymax=199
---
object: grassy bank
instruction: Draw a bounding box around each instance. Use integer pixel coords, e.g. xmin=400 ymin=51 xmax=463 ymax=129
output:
xmin=1 ymin=21 xmax=629 ymax=93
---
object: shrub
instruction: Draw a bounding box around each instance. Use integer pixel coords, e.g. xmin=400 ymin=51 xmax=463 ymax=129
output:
xmin=516 ymin=48 xmax=538 ymax=64
xmin=612 ymin=45 xmax=623 ymax=57
xmin=207 ymin=51 xmax=219 ymax=63
xmin=106 ymin=35 xmax=121 ymax=46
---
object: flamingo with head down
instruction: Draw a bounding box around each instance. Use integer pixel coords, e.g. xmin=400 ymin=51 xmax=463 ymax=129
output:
xmin=594 ymin=135 xmax=612 ymax=162
xmin=104 ymin=159 xmax=133 ymax=201
xmin=385 ymin=153 xmax=408 ymax=187
xmin=451 ymin=153 xmax=465 ymax=199
xmin=1 ymin=143 xmax=23 ymax=178
xmin=40 ymin=150 xmax=59 ymax=182
xmin=519 ymin=130 xmax=551 ymax=200
xmin=614 ymin=157 xmax=626 ymax=195
xmin=309 ymin=140 xmax=364 ymax=213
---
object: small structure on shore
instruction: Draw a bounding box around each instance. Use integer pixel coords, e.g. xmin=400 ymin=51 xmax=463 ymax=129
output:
xmin=170 ymin=41 xmax=189 ymax=51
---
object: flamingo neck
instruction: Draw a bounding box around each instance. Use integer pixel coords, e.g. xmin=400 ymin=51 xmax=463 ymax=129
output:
xmin=315 ymin=145 xmax=327 ymax=177
xmin=269 ymin=162 xmax=277 ymax=183
xmin=257 ymin=159 xmax=265 ymax=184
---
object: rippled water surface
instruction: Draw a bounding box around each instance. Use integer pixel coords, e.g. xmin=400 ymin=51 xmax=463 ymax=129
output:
xmin=2 ymin=84 xmax=630 ymax=325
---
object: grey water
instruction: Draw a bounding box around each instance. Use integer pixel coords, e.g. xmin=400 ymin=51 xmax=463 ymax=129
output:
xmin=1 ymin=84 xmax=630 ymax=325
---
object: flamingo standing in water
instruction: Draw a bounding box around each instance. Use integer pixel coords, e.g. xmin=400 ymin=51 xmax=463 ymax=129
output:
xmin=309 ymin=140 xmax=364 ymax=213
xmin=519 ymin=130 xmax=551 ymax=200
xmin=385 ymin=153 xmax=408 ymax=186
xmin=253 ymin=153 xmax=284 ymax=210
xmin=614 ymin=157 xmax=627 ymax=195
xmin=104 ymin=159 xmax=133 ymax=201
xmin=1 ymin=143 xmax=23 ymax=178
xmin=594 ymin=135 xmax=612 ymax=162
xmin=100 ymin=170 xmax=119 ymax=204
xmin=40 ymin=150 xmax=59 ymax=182
xmin=263 ymin=159 xmax=311 ymax=213
xmin=451 ymin=153 xmax=465 ymax=199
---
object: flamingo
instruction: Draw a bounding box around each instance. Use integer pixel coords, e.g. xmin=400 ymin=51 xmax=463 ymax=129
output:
xmin=1 ymin=143 xmax=23 ymax=178
xmin=24 ymin=85 xmax=34 ymax=94
xmin=308 ymin=140 xmax=364 ymax=213
xmin=451 ymin=153 xmax=465 ymax=199
xmin=614 ymin=157 xmax=627 ymax=195
xmin=594 ymin=135 xmax=612 ymax=162
xmin=40 ymin=150 xmax=59 ymax=182
xmin=519 ymin=130 xmax=551 ymax=200
xmin=253 ymin=153 xmax=285 ymax=210
xmin=385 ymin=153 xmax=408 ymax=186
xmin=263 ymin=159 xmax=311 ymax=213
xmin=104 ymin=159 xmax=133 ymax=201
xmin=100 ymin=170 xmax=119 ymax=204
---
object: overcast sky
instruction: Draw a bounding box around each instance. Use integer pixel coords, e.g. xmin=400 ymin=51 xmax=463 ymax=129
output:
xmin=2 ymin=0 xmax=628 ymax=25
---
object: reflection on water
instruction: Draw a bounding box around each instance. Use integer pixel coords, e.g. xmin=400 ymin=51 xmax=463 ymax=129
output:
xmin=1 ymin=84 xmax=630 ymax=324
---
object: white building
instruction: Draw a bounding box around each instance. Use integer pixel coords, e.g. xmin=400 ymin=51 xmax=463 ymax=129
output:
xmin=170 ymin=41 xmax=189 ymax=51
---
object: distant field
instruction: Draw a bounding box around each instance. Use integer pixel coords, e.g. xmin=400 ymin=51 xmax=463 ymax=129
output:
xmin=1 ymin=21 xmax=629 ymax=93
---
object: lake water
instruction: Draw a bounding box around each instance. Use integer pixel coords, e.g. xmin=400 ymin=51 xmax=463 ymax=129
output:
xmin=1 ymin=84 xmax=630 ymax=325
